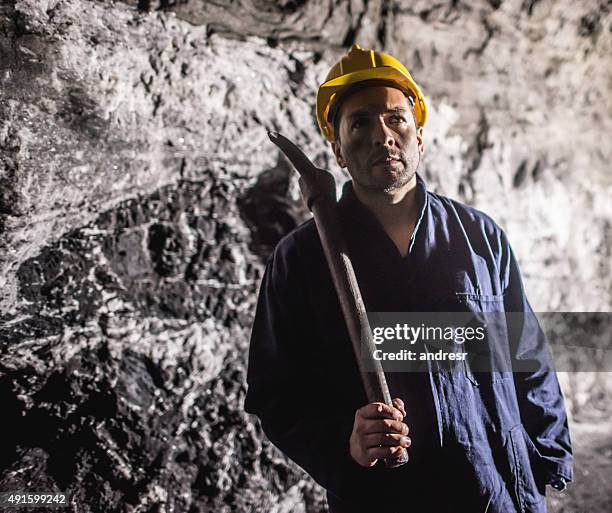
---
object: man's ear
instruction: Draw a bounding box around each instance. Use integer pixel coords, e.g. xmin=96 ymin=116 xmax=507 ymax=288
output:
xmin=416 ymin=126 xmax=424 ymax=161
xmin=330 ymin=140 xmax=347 ymax=168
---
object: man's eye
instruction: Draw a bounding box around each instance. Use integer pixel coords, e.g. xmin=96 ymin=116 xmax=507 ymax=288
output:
xmin=391 ymin=116 xmax=407 ymax=124
xmin=352 ymin=120 xmax=365 ymax=129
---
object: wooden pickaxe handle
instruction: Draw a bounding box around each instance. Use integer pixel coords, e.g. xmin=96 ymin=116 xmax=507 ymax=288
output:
xmin=267 ymin=130 xmax=408 ymax=468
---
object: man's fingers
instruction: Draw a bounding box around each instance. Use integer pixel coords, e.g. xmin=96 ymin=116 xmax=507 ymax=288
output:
xmin=366 ymin=445 xmax=405 ymax=461
xmin=360 ymin=418 xmax=409 ymax=436
xmin=359 ymin=402 xmax=404 ymax=421
xmin=392 ymin=398 xmax=406 ymax=418
xmin=363 ymin=432 xmax=412 ymax=449
xmin=267 ymin=131 xmax=317 ymax=175
xmin=352 ymin=403 xmax=410 ymax=467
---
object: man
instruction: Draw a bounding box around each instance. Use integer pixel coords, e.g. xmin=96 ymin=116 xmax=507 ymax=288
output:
xmin=244 ymin=44 xmax=573 ymax=512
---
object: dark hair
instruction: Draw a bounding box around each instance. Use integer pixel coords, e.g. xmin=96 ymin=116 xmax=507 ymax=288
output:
xmin=331 ymin=83 xmax=417 ymax=142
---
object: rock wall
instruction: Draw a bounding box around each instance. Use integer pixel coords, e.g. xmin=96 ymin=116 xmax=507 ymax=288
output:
xmin=1 ymin=0 xmax=610 ymax=511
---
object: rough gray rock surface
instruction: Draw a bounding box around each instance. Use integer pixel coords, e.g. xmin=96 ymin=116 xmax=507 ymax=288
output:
xmin=0 ymin=0 xmax=610 ymax=511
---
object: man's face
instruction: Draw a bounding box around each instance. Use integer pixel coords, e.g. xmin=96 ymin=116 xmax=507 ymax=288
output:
xmin=330 ymin=86 xmax=424 ymax=193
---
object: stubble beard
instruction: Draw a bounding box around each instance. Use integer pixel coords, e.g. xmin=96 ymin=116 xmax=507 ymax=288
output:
xmin=358 ymin=153 xmax=420 ymax=193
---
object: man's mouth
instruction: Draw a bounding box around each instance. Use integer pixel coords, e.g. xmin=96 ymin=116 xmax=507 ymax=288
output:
xmin=373 ymin=156 xmax=402 ymax=166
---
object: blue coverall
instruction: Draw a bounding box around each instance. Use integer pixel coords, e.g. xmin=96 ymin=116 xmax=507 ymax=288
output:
xmin=244 ymin=173 xmax=573 ymax=512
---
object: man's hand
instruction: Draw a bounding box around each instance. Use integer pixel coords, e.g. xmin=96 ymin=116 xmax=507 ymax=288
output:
xmin=349 ymin=398 xmax=411 ymax=468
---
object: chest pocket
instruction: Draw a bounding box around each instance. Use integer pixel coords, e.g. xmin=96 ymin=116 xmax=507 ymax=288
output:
xmin=453 ymin=290 xmax=512 ymax=386
xmin=455 ymin=290 xmax=504 ymax=310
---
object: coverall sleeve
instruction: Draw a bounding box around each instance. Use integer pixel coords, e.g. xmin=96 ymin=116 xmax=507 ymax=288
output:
xmin=500 ymin=231 xmax=574 ymax=484
xmin=244 ymin=244 xmax=374 ymax=497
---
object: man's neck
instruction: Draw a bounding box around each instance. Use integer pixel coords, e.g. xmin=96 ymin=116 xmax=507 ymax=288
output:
xmin=352 ymin=175 xmax=419 ymax=230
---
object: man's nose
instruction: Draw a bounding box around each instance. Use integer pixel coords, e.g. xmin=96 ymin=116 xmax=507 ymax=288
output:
xmin=372 ymin=116 xmax=396 ymax=148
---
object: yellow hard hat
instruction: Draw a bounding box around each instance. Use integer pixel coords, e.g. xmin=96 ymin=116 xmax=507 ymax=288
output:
xmin=316 ymin=43 xmax=428 ymax=142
